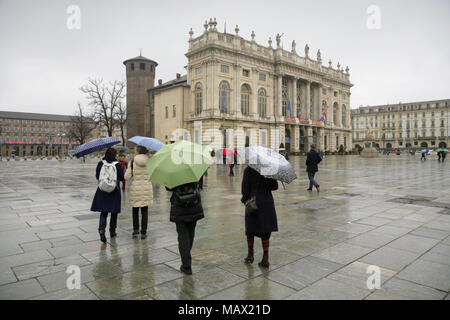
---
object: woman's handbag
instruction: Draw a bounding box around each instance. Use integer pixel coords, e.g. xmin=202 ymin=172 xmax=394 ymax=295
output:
xmin=244 ymin=196 xmax=258 ymax=216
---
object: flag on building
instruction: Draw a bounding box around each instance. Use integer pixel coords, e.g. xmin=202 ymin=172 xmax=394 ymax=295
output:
xmin=287 ymin=100 xmax=292 ymax=118
xmin=321 ymin=105 xmax=327 ymax=122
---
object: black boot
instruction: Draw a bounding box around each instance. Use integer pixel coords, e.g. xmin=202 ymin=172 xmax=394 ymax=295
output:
xmin=99 ymin=230 xmax=106 ymax=243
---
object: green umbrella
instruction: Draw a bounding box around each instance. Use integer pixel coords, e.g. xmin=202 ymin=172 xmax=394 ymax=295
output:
xmin=146 ymin=140 xmax=213 ymax=189
xmin=436 ymin=148 xmax=442 ymax=153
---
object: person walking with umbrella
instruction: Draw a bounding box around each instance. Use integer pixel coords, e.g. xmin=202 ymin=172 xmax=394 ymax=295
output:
xmin=239 ymin=145 xmax=296 ymax=268
xmin=306 ymin=144 xmax=322 ymax=192
xmin=421 ymin=148 xmax=427 ymax=161
xmin=241 ymin=166 xmax=279 ymax=268
xmin=90 ymin=147 xmax=124 ymax=243
xmin=124 ymin=145 xmax=153 ymax=239
xmin=146 ymin=140 xmax=211 ymax=274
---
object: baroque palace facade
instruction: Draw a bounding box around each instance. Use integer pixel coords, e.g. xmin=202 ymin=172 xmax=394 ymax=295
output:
xmin=124 ymin=19 xmax=353 ymax=153
xmin=351 ymin=99 xmax=450 ymax=150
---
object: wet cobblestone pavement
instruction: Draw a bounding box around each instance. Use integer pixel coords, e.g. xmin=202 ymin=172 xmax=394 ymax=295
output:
xmin=0 ymin=155 xmax=449 ymax=300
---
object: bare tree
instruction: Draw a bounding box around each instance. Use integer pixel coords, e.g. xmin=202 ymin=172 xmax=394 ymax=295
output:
xmin=115 ymin=101 xmax=127 ymax=146
xmin=67 ymin=102 xmax=96 ymax=145
xmin=80 ymin=79 xmax=126 ymax=137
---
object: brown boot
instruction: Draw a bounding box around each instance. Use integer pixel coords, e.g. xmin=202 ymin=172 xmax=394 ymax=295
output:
xmin=259 ymin=239 xmax=270 ymax=268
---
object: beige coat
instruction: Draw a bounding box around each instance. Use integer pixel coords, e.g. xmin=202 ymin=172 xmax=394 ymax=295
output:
xmin=124 ymin=154 xmax=153 ymax=208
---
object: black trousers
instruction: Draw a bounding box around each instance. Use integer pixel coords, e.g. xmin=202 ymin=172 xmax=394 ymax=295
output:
xmin=175 ymin=221 xmax=197 ymax=268
xmin=132 ymin=206 xmax=148 ymax=234
xmin=99 ymin=212 xmax=118 ymax=233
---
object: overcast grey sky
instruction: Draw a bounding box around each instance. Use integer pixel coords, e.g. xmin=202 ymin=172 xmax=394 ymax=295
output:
xmin=0 ymin=0 xmax=449 ymax=115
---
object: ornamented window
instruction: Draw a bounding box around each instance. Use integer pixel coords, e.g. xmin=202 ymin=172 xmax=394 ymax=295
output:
xmin=258 ymin=88 xmax=266 ymax=118
xmin=282 ymin=78 xmax=288 ymax=117
xmin=259 ymin=73 xmax=266 ymax=82
xmin=241 ymin=84 xmax=250 ymax=115
xmin=195 ymin=67 xmax=202 ymax=75
xmin=220 ymin=65 xmax=230 ymax=73
xmin=194 ymin=82 xmax=203 ymax=115
xmin=242 ymin=69 xmax=250 ymax=77
xmin=219 ymin=81 xmax=230 ymax=113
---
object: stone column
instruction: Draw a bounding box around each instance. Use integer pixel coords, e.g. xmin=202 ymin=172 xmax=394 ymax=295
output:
xmin=293 ymin=126 xmax=300 ymax=153
xmin=292 ymin=78 xmax=297 ymax=120
xmin=203 ymin=61 xmax=208 ymax=115
xmin=277 ymin=75 xmax=282 ymax=119
xmin=252 ymin=67 xmax=258 ymax=117
xmin=268 ymin=73 xmax=274 ymax=120
xmin=305 ymin=81 xmax=311 ymax=120
xmin=234 ymin=64 xmax=241 ymax=116
xmin=212 ymin=60 xmax=219 ymax=116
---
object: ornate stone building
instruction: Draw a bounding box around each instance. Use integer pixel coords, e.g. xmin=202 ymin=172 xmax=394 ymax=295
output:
xmin=351 ymin=99 xmax=450 ymax=150
xmin=127 ymin=19 xmax=354 ymax=152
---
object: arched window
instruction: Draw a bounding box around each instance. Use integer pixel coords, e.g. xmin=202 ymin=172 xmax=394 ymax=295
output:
xmin=258 ymin=88 xmax=266 ymax=117
xmin=333 ymin=102 xmax=339 ymax=126
xmin=195 ymin=82 xmax=203 ymax=115
xmin=219 ymin=81 xmax=230 ymax=114
xmin=342 ymin=104 xmax=347 ymax=126
xmin=241 ymin=84 xmax=250 ymax=115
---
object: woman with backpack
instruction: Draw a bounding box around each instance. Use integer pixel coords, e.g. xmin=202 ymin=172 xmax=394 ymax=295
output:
xmin=166 ymin=182 xmax=204 ymax=275
xmin=241 ymin=166 xmax=278 ymax=268
xmin=124 ymin=146 xmax=153 ymax=239
xmin=90 ymin=147 xmax=124 ymax=243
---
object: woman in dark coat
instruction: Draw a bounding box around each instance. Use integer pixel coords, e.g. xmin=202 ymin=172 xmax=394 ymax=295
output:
xmin=91 ymin=148 xmax=124 ymax=243
xmin=166 ymin=182 xmax=204 ymax=275
xmin=241 ymin=166 xmax=278 ymax=268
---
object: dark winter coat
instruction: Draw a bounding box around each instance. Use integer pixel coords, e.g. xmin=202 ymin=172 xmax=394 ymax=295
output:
xmin=166 ymin=182 xmax=204 ymax=223
xmin=306 ymin=149 xmax=322 ymax=173
xmin=90 ymin=156 xmax=124 ymax=214
xmin=241 ymin=166 xmax=278 ymax=236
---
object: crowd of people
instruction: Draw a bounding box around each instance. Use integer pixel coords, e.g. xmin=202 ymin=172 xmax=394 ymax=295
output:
xmin=89 ymin=144 xmax=322 ymax=275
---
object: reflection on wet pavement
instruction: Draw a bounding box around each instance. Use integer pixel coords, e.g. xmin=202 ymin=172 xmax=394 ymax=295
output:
xmin=0 ymin=155 xmax=449 ymax=300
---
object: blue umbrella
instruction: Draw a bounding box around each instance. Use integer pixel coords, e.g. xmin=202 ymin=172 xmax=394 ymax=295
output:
xmin=73 ymin=137 xmax=120 ymax=158
xmin=128 ymin=136 xmax=163 ymax=151
xmin=421 ymin=149 xmax=427 ymax=153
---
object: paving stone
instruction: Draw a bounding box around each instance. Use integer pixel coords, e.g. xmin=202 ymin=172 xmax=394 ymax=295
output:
xmin=264 ymin=256 xmax=343 ymax=290
xmin=359 ymin=246 xmax=421 ymax=271
xmin=312 ymin=243 xmax=373 ymax=265
xmin=365 ymin=277 xmax=446 ymax=300
xmin=286 ymin=278 xmax=370 ymax=300
xmin=396 ymin=259 xmax=450 ymax=291
xmin=31 ymin=284 xmax=99 ymax=300
xmin=0 ymin=278 xmax=45 ymax=300
xmin=203 ymin=276 xmax=295 ymax=300
xmin=410 ymin=227 xmax=450 ymax=240
xmin=386 ymin=234 xmax=440 ymax=254
xmin=345 ymin=231 xmax=398 ymax=249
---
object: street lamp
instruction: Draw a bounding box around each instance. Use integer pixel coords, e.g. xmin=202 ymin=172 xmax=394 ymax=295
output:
xmin=57 ymin=132 xmax=66 ymax=157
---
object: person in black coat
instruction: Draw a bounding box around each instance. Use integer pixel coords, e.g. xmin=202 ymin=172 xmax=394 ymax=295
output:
xmin=166 ymin=182 xmax=204 ymax=275
xmin=90 ymin=148 xmax=124 ymax=243
xmin=306 ymin=144 xmax=322 ymax=192
xmin=241 ymin=166 xmax=278 ymax=268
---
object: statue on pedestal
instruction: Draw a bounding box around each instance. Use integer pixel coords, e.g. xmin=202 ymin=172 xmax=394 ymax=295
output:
xmin=291 ymin=40 xmax=296 ymax=53
xmin=305 ymin=44 xmax=309 ymax=58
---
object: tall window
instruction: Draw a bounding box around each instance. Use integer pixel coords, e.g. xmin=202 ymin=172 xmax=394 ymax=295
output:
xmin=296 ymin=80 xmax=301 ymax=118
xmin=342 ymin=104 xmax=347 ymax=126
xmin=333 ymin=102 xmax=338 ymax=126
xmin=173 ymin=105 xmax=176 ymax=117
xmin=241 ymin=84 xmax=250 ymax=115
xmin=165 ymin=106 xmax=168 ymax=119
xmin=258 ymin=88 xmax=266 ymax=117
xmin=195 ymin=82 xmax=203 ymax=115
xmin=219 ymin=81 xmax=230 ymax=113
xmin=282 ymin=78 xmax=288 ymax=117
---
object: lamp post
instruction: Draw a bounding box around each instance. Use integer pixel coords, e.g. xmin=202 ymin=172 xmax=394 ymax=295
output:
xmin=45 ymin=133 xmax=55 ymax=157
xmin=57 ymin=132 xmax=66 ymax=158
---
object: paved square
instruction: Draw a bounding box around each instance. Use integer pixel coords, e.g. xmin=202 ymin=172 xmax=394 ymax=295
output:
xmin=0 ymin=155 xmax=449 ymax=299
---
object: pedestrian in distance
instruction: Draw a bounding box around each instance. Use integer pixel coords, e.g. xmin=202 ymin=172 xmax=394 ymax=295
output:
xmin=442 ymin=150 xmax=447 ymax=162
xmin=306 ymin=144 xmax=322 ymax=192
xmin=118 ymin=153 xmax=128 ymax=191
xmin=241 ymin=166 xmax=278 ymax=268
xmin=124 ymin=146 xmax=153 ymax=239
xmin=166 ymin=182 xmax=204 ymax=275
xmin=90 ymin=147 xmax=124 ymax=243
xmin=421 ymin=149 xmax=427 ymax=161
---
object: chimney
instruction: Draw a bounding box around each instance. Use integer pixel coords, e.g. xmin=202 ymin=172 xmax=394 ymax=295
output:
xmin=176 ymin=73 xmax=181 ymax=79
xmin=158 ymin=79 xmax=162 ymax=86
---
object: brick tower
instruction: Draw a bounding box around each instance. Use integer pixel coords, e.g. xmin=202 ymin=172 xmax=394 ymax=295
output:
xmin=123 ymin=54 xmax=158 ymax=146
